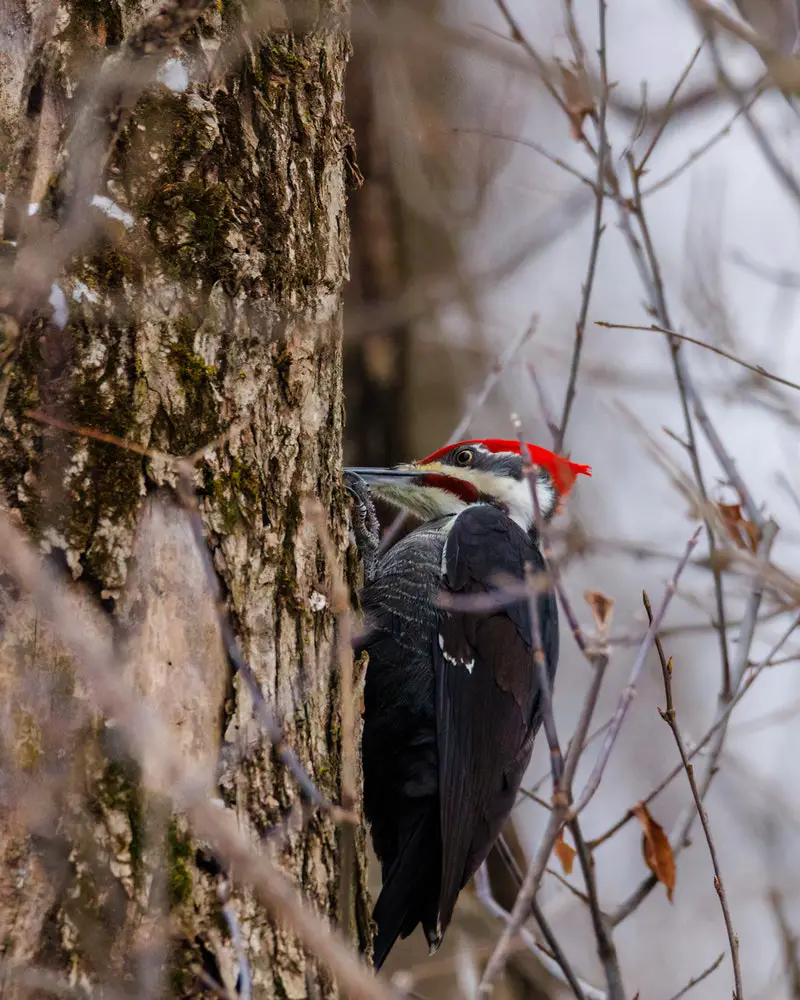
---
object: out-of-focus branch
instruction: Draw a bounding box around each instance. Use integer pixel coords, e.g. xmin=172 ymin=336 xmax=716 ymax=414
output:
xmin=219 ymin=883 xmax=252 ymax=1000
xmin=492 ymin=0 xmax=568 ymax=116
xmin=176 ymin=467 xmax=357 ymax=823
xmin=2 ymin=0 xmax=59 ymax=243
xmin=21 ymin=411 xmax=353 ymax=824
xmin=474 ymin=863 xmax=604 ymax=1000
xmin=768 ymin=888 xmax=800 ymax=999
xmin=699 ymin=22 xmax=800 ymax=216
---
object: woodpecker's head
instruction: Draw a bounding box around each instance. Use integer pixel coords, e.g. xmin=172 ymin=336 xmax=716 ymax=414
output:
xmin=346 ymin=439 xmax=591 ymax=531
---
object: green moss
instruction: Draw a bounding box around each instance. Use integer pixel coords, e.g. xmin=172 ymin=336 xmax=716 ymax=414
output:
xmin=166 ymin=820 xmax=193 ymax=908
xmin=130 ymin=91 xmax=239 ymax=289
xmin=162 ymin=319 xmax=222 ymax=454
xmin=65 ymin=0 xmax=123 ymax=46
xmin=204 ymin=454 xmax=262 ymax=533
xmin=0 ymin=316 xmax=144 ymax=570
xmin=91 ymin=755 xmax=145 ymax=884
xmin=63 ymin=332 xmax=144 ymax=578
xmin=144 ymin=177 xmax=234 ymax=287
xmin=264 ymin=42 xmax=309 ymax=76
xmin=168 ymin=340 xmax=218 ymax=389
xmin=13 ymin=709 xmax=43 ymax=771
xmin=274 ymin=491 xmax=303 ymax=615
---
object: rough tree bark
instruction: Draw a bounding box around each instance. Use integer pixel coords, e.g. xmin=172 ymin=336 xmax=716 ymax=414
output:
xmin=0 ymin=2 xmax=367 ymax=997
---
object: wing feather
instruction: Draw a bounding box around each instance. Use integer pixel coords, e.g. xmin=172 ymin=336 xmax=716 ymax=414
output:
xmin=434 ymin=504 xmax=558 ymax=929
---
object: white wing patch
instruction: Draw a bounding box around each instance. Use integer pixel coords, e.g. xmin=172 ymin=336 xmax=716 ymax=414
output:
xmin=438 ymin=631 xmax=475 ymax=673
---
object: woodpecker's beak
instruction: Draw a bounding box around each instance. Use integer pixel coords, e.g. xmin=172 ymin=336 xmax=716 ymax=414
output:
xmin=345 ymin=464 xmax=462 ymax=521
xmin=344 ymin=466 xmax=425 ymax=487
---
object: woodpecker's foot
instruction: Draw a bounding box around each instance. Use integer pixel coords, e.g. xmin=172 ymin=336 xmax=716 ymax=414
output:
xmin=344 ymin=470 xmax=379 ymax=583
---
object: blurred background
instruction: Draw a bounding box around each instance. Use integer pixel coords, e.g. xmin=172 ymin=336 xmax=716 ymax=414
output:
xmin=343 ymin=0 xmax=800 ymax=996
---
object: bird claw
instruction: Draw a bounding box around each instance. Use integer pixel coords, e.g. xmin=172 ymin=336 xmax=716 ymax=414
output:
xmin=344 ymin=471 xmax=379 ymax=584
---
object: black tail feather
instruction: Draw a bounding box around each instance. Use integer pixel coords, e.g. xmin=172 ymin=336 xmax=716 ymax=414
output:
xmin=371 ymin=808 xmax=439 ymax=971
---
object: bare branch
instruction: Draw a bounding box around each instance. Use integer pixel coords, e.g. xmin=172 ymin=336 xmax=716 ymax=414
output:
xmin=556 ymin=0 xmax=609 ymax=451
xmin=651 ymin=593 xmax=744 ymax=999
xmin=637 ymin=43 xmax=704 ymax=175
xmin=473 ymin=863 xmax=605 ymax=1000
xmin=664 ymin=953 xmax=725 ymax=1000
xmin=596 ymin=321 xmax=800 ymax=393
xmin=571 ymin=528 xmax=701 ymax=818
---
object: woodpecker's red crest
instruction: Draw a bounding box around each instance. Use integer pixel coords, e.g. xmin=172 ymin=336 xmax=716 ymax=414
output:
xmin=416 ymin=439 xmax=592 ymax=496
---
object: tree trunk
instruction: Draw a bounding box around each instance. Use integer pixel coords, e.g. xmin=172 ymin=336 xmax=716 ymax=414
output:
xmin=0 ymin=2 xmax=365 ymax=997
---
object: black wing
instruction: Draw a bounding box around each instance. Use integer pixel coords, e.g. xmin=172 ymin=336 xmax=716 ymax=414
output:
xmin=435 ymin=504 xmax=558 ymax=930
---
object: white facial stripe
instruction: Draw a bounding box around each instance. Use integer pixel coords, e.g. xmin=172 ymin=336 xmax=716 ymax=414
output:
xmin=441 ymin=466 xmax=556 ymax=529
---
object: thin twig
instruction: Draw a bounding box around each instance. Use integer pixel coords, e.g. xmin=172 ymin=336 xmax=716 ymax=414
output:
xmin=637 ymin=43 xmax=704 ymax=175
xmin=514 ymin=411 xmax=577 ymax=795
xmin=663 ymin=953 xmax=725 ymax=1000
xmin=453 ymin=127 xmax=599 ymax=193
xmin=492 ymin=0 xmax=569 ymax=115
xmin=569 ymin=822 xmax=624 ymax=1000
xmin=597 ymin=321 xmax=800 ymax=393
xmin=611 ymin=522 xmax=779 ymax=924
xmin=478 ymin=809 xmax=566 ymax=995
xmin=592 ymin=603 xmax=796 ymax=851
xmin=556 ymin=0 xmax=609 ymax=451
xmin=623 ymin=157 xmax=738 ymax=698
xmin=571 ymin=528 xmax=701 ymax=818
xmin=479 ymin=577 xmax=614 ymax=994
xmin=642 ymin=92 xmax=761 ymax=197
xmin=473 ymin=863 xmax=603 ymax=1000
xmin=650 ymin=593 xmax=743 ymax=999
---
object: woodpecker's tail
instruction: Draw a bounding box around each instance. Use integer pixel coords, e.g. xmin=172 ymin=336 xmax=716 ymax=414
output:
xmin=372 ymin=807 xmax=440 ymax=970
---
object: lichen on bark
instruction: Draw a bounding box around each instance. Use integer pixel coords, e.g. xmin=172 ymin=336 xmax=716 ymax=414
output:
xmin=0 ymin=0 xmax=365 ymax=995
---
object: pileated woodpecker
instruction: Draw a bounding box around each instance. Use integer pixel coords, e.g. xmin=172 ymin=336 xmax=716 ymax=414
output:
xmin=345 ymin=439 xmax=591 ymax=969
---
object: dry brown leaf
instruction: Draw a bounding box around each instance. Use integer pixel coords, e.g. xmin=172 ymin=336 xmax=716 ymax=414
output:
xmin=584 ymin=590 xmax=614 ymax=632
xmin=558 ymin=60 xmax=595 ymax=139
xmin=718 ymin=502 xmax=759 ymax=553
xmin=554 ymin=829 xmax=576 ymax=875
xmin=633 ymin=802 xmax=675 ymax=902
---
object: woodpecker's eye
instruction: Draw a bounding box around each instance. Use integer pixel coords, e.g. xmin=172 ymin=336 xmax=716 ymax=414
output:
xmin=455 ymin=449 xmax=473 ymax=467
